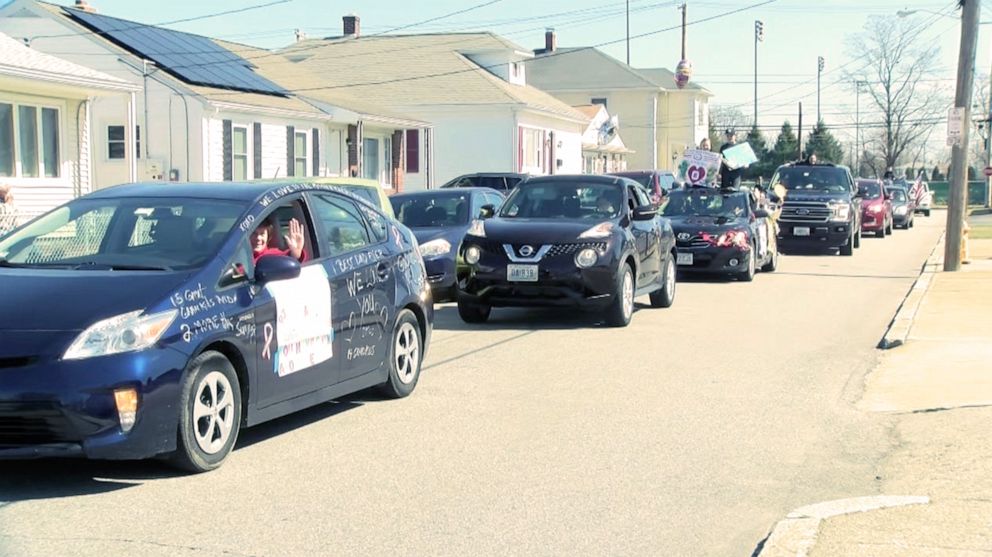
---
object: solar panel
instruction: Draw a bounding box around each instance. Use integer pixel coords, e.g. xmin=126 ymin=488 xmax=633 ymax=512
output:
xmin=65 ymin=8 xmax=288 ymax=96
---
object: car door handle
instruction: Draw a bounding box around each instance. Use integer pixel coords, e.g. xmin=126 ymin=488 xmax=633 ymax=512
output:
xmin=377 ymin=261 xmax=392 ymax=279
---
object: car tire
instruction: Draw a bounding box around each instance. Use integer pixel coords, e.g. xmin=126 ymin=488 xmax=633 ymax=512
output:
xmin=840 ymin=231 xmax=854 ymax=256
xmin=457 ymin=298 xmax=491 ymax=323
xmin=737 ymin=248 xmax=756 ymax=282
xmin=170 ymin=351 xmax=242 ymax=473
xmin=606 ymin=263 xmax=635 ymax=327
xmin=761 ymin=246 xmax=778 ymax=273
xmin=378 ymin=309 xmax=423 ymax=399
xmin=649 ymin=255 xmax=676 ymax=308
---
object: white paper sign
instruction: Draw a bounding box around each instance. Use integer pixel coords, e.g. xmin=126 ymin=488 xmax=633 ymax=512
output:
xmin=264 ymin=265 xmax=334 ymax=377
xmin=947 ymin=107 xmax=965 ymax=146
xmin=677 ymin=149 xmax=723 ymax=186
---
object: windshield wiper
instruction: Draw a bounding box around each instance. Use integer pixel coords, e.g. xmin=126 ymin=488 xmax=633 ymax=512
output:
xmin=0 ymin=257 xmax=22 ymax=268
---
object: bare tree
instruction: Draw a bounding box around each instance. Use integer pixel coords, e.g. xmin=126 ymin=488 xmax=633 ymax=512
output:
xmin=708 ymin=105 xmax=750 ymax=147
xmin=971 ymin=73 xmax=990 ymax=169
xmin=845 ymin=16 xmax=946 ymax=173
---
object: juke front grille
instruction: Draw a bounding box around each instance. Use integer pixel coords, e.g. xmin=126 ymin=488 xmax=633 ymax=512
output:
xmin=545 ymin=242 xmax=607 ymax=258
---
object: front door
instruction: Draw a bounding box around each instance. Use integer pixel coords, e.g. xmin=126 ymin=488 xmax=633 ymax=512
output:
xmin=309 ymin=193 xmax=395 ymax=384
xmin=626 ymin=184 xmax=660 ymax=285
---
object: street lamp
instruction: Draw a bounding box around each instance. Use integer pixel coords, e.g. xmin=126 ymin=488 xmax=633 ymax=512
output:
xmin=817 ymin=56 xmax=825 ymax=123
xmin=855 ymin=80 xmax=868 ymax=177
xmin=754 ymin=20 xmax=764 ymax=128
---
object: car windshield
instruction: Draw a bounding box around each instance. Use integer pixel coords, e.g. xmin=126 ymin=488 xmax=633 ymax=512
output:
xmin=500 ymin=181 xmax=623 ymax=219
xmin=662 ymin=190 xmax=749 ymax=218
xmin=614 ymin=173 xmax=652 ymax=188
xmin=888 ymin=188 xmax=907 ymax=202
xmin=772 ymin=166 xmax=851 ymax=193
xmin=337 ymin=185 xmax=382 ymax=209
xmin=858 ymin=182 xmax=883 ymax=200
xmin=392 ymin=193 xmax=471 ymax=227
xmin=0 ymin=197 xmax=245 ymax=270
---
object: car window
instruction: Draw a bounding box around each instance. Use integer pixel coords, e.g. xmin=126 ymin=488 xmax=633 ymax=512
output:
xmin=771 ymin=166 xmax=852 ymax=193
xmin=476 ymin=176 xmax=507 ymax=190
xmin=337 ymin=185 xmax=381 ymax=210
xmin=219 ymin=239 xmax=254 ymax=288
xmin=0 ymin=198 xmax=243 ymax=269
xmin=484 ymin=192 xmax=504 ymax=210
xmin=858 ymin=182 xmax=883 ymax=200
xmin=500 ymin=181 xmax=623 ymax=219
xmin=393 ymin=192 xmax=472 ymax=228
xmin=310 ymin=195 xmax=371 ymax=256
xmin=260 ymin=199 xmax=319 ymax=260
xmin=356 ymin=202 xmax=388 ymax=243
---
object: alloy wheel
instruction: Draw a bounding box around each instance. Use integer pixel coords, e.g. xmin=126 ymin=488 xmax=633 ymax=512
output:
xmin=192 ymin=371 xmax=235 ymax=455
xmin=622 ymin=269 xmax=634 ymax=321
xmin=394 ymin=321 xmax=421 ymax=385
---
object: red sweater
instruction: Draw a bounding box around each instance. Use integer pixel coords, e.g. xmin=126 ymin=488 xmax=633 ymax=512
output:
xmin=253 ymin=247 xmax=308 ymax=265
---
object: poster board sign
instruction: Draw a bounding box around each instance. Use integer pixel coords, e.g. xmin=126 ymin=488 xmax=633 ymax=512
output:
xmin=677 ymin=149 xmax=723 ymax=186
xmin=722 ymin=142 xmax=758 ymax=170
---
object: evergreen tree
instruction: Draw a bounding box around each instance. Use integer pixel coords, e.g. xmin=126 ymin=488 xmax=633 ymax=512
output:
xmin=744 ymin=125 xmax=770 ymax=179
xmin=770 ymin=121 xmax=799 ymax=169
xmin=804 ymin=120 xmax=845 ymax=164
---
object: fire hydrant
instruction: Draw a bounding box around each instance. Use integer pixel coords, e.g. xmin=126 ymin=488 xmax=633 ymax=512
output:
xmin=962 ymin=219 xmax=971 ymax=264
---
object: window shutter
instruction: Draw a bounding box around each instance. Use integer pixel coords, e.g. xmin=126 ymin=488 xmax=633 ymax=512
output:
xmin=312 ymin=127 xmax=320 ymax=176
xmin=222 ymin=119 xmax=232 ymax=181
xmin=253 ymin=122 xmax=262 ymax=179
xmin=286 ymin=125 xmax=295 ymax=177
xmin=405 ymin=129 xmax=419 ymax=173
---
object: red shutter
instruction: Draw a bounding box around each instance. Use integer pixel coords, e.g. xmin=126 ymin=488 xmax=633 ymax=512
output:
xmin=405 ymin=129 xmax=419 ymax=174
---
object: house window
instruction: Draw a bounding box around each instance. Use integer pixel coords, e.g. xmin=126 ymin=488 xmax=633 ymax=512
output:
xmin=362 ymin=137 xmax=379 ymax=181
xmin=108 ymin=125 xmax=140 ymax=160
xmin=405 ymin=129 xmax=419 ymax=174
xmin=696 ymin=101 xmax=706 ymax=127
xmin=0 ymin=102 xmax=61 ymax=178
xmin=522 ymin=128 xmax=544 ymax=170
xmin=294 ymin=130 xmax=308 ymax=177
xmin=232 ymin=126 xmax=248 ymax=181
xmin=591 ymin=98 xmax=608 ymax=109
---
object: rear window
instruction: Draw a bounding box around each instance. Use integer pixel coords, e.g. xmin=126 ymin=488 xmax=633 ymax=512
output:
xmin=772 ymin=166 xmax=851 ymax=194
xmin=858 ymin=182 xmax=882 ymax=200
xmin=337 ymin=185 xmax=382 ymax=209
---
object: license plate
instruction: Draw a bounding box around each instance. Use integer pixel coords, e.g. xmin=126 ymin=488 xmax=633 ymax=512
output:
xmin=507 ymin=264 xmax=539 ymax=282
xmin=676 ymin=252 xmax=694 ymax=266
xmin=793 ymin=227 xmax=811 ymax=237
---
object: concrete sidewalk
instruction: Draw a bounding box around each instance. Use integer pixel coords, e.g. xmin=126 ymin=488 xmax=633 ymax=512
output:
xmin=759 ymin=238 xmax=992 ymax=556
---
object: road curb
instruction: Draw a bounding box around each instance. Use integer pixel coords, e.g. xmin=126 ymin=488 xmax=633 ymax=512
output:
xmin=755 ymin=495 xmax=930 ymax=557
xmin=877 ymin=232 xmax=945 ymax=349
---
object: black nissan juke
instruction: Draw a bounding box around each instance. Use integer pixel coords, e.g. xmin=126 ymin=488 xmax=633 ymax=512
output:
xmin=456 ymin=175 xmax=677 ymax=327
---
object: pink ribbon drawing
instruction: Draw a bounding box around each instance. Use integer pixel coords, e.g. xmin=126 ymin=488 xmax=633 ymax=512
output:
xmin=262 ymin=322 xmax=274 ymax=360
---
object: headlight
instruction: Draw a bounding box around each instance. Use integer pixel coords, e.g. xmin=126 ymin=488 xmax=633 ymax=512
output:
xmin=575 ymin=248 xmax=598 ymax=268
xmin=464 ymin=245 xmax=481 ymax=265
xmin=467 ymin=219 xmax=486 ymax=238
xmin=579 ymin=222 xmax=614 ymax=239
xmin=869 ymin=204 xmax=884 ymax=213
xmin=418 ymin=238 xmax=452 ymax=258
xmin=895 ymin=206 xmax=908 ymax=215
xmin=63 ymin=309 xmax=178 ymax=360
xmin=829 ymin=201 xmax=851 ymax=221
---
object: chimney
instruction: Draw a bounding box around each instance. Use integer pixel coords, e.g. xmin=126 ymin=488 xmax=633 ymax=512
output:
xmin=544 ymin=28 xmax=556 ymax=53
xmin=75 ymin=0 xmax=97 ymax=13
xmin=343 ymin=14 xmax=360 ymax=37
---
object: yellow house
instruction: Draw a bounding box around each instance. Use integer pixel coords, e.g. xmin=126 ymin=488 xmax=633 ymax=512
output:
xmin=528 ymin=31 xmax=712 ymax=173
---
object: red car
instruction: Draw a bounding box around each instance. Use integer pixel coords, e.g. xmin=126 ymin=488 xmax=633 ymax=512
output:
xmin=857 ymin=179 xmax=893 ymax=237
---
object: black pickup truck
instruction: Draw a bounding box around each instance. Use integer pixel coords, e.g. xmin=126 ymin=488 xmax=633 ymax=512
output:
xmin=770 ymin=162 xmax=862 ymax=256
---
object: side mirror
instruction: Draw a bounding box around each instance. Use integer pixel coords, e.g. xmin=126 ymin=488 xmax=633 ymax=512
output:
xmin=754 ymin=209 xmax=770 ymax=219
xmin=632 ymin=204 xmax=657 ymax=221
xmin=254 ymin=255 xmax=301 ymax=284
xmin=479 ymin=204 xmax=496 ymax=219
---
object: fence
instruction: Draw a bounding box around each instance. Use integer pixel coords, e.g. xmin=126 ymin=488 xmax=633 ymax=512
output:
xmin=927 ymin=181 xmax=989 ymax=207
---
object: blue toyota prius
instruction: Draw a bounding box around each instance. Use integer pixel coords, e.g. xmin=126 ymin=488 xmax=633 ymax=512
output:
xmin=0 ymin=181 xmax=433 ymax=472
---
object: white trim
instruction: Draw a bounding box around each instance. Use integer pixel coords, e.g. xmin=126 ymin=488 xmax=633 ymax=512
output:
xmin=0 ymin=65 xmax=139 ymax=93
xmin=0 ymin=97 xmax=66 ymax=181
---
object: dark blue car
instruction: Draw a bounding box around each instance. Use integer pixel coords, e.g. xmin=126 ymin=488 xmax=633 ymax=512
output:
xmin=390 ymin=187 xmax=505 ymax=302
xmin=0 ymin=181 xmax=433 ymax=472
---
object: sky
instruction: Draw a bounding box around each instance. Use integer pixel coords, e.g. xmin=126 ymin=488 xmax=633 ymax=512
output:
xmin=26 ymin=0 xmax=992 ymax=166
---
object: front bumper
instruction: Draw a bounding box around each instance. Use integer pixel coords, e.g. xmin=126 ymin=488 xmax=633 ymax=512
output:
xmin=674 ymin=245 xmax=750 ymax=274
xmin=861 ymin=212 xmax=886 ymax=232
xmin=0 ymin=347 xmax=189 ymax=460
xmin=423 ymin=256 xmax=457 ymax=301
xmin=457 ymin=246 xmax=619 ymax=309
xmin=893 ymin=211 xmax=912 ymax=225
xmin=777 ymin=221 xmax=852 ymax=248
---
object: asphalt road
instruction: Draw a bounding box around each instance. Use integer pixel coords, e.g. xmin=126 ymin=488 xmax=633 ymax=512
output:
xmin=0 ymin=214 xmax=945 ymax=557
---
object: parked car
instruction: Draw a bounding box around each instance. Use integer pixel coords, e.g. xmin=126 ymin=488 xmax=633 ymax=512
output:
xmin=390 ymin=187 xmax=505 ymax=302
xmin=439 ymin=172 xmax=530 ymax=193
xmin=770 ymin=161 xmax=862 ymax=256
xmin=456 ymin=175 xmax=677 ymax=327
xmin=253 ymin=177 xmax=395 ymax=218
xmin=607 ymin=170 xmax=676 ymax=205
xmin=886 ymin=185 xmax=916 ymax=229
xmin=914 ymin=181 xmax=933 ymax=217
xmin=0 ymin=181 xmax=432 ymax=472
xmin=662 ymin=186 xmax=778 ymax=281
xmin=857 ymin=179 xmax=893 ymax=237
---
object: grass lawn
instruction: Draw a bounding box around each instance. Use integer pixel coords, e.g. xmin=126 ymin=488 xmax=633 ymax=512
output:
xmin=971 ymin=226 xmax=992 ymax=240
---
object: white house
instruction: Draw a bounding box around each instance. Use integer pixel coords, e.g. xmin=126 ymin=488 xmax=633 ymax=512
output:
xmin=575 ymin=104 xmax=633 ymax=174
xmin=266 ymin=18 xmax=590 ymax=189
xmin=528 ymin=30 xmax=712 ymax=173
xmin=0 ymin=1 xmax=428 ymax=195
xmin=0 ymin=30 xmax=137 ymax=216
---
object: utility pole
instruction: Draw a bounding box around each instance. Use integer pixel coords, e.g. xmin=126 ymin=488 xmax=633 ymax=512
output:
xmin=945 ymin=0 xmax=981 ymax=272
xmin=626 ymin=0 xmax=630 ymax=65
xmin=855 ymin=83 xmax=861 ymax=175
xmin=817 ymin=56 xmax=825 ymax=123
xmin=798 ymin=102 xmax=804 ymax=160
xmin=986 ymin=52 xmax=992 ymax=207
xmin=754 ymin=20 xmax=764 ymax=128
